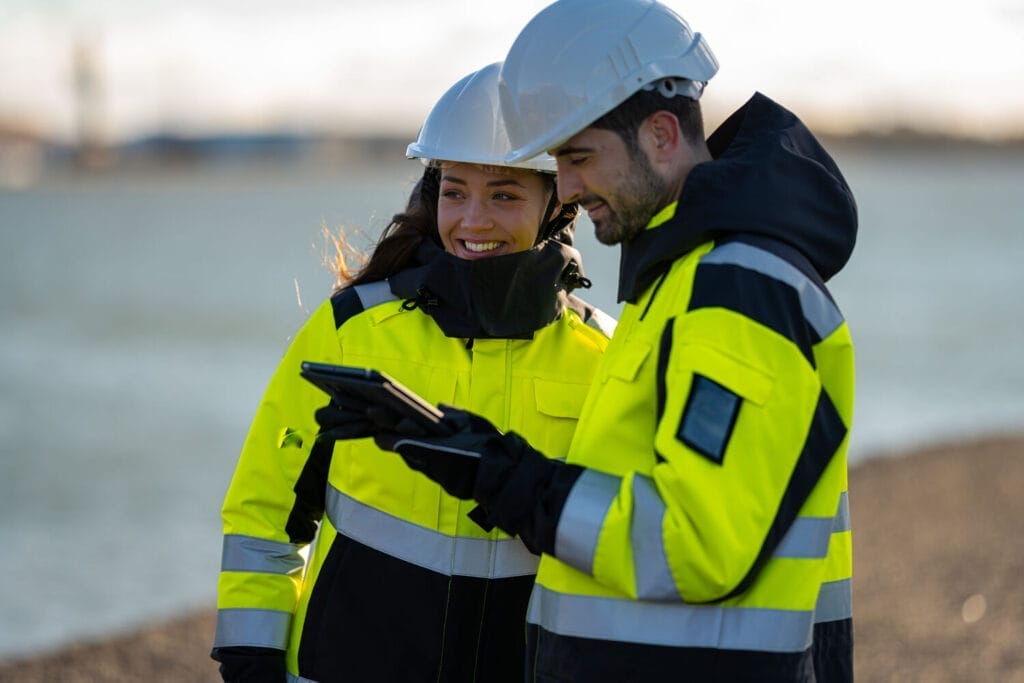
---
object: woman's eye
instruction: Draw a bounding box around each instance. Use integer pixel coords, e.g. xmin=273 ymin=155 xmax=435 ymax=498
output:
xmin=441 ymin=189 xmax=463 ymax=200
xmin=493 ymin=192 xmax=520 ymax=201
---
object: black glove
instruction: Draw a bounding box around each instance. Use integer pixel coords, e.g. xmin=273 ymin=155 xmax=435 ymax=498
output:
xmin=373 ymin=406 xmax=503 ymax=499
xmin=210 ymin=646 xmax=286 ymax=683
xmin=313 ymin=394 xmax=377 ymax=444
xmin=375 ymin=405 xmax=585 ymax=555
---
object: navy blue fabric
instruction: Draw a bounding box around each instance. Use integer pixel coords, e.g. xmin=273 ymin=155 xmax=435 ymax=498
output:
xmin=677 ymin=374 xmax=741 ymax=464
xmin=617 ymin=93 xmax=857 ymax=302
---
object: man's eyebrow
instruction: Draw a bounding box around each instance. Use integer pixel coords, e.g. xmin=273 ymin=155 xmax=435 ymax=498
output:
xmin=554 ymin=146 xmax=593 ymax=157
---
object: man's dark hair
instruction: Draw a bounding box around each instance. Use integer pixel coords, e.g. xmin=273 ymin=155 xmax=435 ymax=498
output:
xmin=589 ymin=87 xmax=705 ymax=154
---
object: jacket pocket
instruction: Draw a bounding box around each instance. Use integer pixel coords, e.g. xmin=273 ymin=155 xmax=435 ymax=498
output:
xmin=533 ymin=379 xmax=588 ymax=419
xmin=525 ymin=378 xmax=591 ymax=459
xmin=605 ymin=340 xmax=651 ymax=383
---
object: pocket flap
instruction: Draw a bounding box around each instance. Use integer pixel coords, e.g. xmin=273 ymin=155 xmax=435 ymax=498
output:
xmin=607 ymin=340 xmax=651 ymax=383
xmin=534 ymin=379 xmax=589 ymax=418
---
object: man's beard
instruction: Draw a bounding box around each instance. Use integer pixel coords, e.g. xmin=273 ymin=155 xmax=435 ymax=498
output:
xmin=592 ymin=150 xmax=670 ymax=246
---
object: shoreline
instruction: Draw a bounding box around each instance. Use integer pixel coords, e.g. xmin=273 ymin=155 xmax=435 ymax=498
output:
xmin=2 ymin=433 xmax=1022 ymax=681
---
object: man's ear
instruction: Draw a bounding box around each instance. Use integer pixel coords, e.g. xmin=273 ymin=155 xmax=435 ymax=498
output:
xmin=638 ymin=111 xmax=682 ymax=164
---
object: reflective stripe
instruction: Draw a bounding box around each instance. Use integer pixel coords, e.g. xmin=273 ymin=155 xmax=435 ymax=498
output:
xmin=390 ymin=437 xmax=482 ymax=459
xmin=326 ymin=484 xmax=538 ymax=578
xmin=555 ymin=469 xmax=620 ymax=576
xmin=352 ymin=280 xmax=397 ymax=310
xmin=631 ymin=475 xmax=679 ymax=600
xmin=287 ymin=674 xmax=319 ymax=683
xmin=213 ymin=607 xmax=291 ymax=649
xmin=528 ymin=584 xmax=814 ymax=653
xmin=221 ymin=534 xmax=305 ymax=575
xmin=587 ymin=307 xmax=618 ymax=338
xmin=774 ymin=516 xmax=834 ymax=559
xmin=815 ymin=578 xmax=853 ymax=623
xmin=833 ymin=490 xmax=851 ymax=533
xmin=702 ymin=242 xmax=844 ymax=339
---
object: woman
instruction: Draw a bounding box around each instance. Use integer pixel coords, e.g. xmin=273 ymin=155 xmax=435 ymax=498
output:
xmin=210 ymin=63 xmax=613 ymax=683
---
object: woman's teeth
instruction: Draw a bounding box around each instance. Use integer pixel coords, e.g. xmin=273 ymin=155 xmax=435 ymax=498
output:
xmin=464 ymin=241 xmax=502 ymax=253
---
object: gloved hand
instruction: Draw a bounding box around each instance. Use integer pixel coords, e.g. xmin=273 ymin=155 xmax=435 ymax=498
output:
xmin=374 ymin=405 xmax=585 ymax=556
xmin=313 ymin=395 xmax=377 ymax=443
xmin=373 ymin=406 xmax=503 ymax=499
xmin=211 ymin=646 xmax=286 ymax=683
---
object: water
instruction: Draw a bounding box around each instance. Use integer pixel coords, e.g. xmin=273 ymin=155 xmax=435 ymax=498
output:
xmin=1 ymin=146 xmax=1022 ymax=656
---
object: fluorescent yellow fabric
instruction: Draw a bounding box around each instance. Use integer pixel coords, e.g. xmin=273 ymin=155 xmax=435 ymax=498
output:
xmin=216 ymin=290 xmax=609 ymax=669
xmin=534 ymin=235 xmax=855 ymax=647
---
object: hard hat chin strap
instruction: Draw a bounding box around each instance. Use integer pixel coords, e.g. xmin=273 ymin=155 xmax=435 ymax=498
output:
xmin=537 ymin=185 xmax=562 ymax=243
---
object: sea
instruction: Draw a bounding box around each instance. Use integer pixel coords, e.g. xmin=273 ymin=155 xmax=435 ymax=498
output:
xmin=1 ymin=143 xmax=1022 ymax=657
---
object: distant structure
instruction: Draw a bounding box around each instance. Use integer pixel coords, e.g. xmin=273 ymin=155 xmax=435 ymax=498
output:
xmin=72 ymin=36 xmax=114 ymax=168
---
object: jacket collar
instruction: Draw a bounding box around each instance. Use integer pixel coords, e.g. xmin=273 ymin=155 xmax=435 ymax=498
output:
xmin=617 ymin=202 xmax=707 ymax=303
xmin=388 ymin=238 xmax=588 ymax=339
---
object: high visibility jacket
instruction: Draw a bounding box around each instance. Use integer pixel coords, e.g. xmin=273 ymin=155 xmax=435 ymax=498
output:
xmin=214 ymin=280 xmax=612 ymax=682
xmin=524 ymin=94 xmax=857 ymax=682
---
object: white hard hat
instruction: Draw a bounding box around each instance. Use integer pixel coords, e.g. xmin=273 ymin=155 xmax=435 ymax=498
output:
xmin=407 ymin=62 xmax=558 ymax=173
xmin=499 ymin=0 xmax=718 ymax=163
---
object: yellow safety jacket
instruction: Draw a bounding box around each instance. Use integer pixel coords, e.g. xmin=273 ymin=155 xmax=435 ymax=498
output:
xmin=524 ymin=94 xmax=857 ymax=682
xmin=215 ymin=278 xmax=612 ymax=682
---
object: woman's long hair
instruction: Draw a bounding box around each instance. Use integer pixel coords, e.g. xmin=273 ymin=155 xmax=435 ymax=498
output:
xmin=329 ymin=166 xmax=441 ymax=293
xmin=328 ymin=166 xmax=575 ymax=293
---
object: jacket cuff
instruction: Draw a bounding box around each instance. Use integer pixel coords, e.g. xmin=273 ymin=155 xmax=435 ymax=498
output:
xmin=473 ymin=431 xmax=583 ymax=555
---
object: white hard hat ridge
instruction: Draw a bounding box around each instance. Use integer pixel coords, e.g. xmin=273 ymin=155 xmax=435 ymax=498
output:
xmin=406 ymin=62 xmax=558 ymax=173
xmin=499 ymin=0 xmax=719 ymax=163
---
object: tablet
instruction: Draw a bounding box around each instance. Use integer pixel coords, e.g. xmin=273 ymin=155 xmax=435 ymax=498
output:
xmin=299 ymin=361 xmax=451 ymax=436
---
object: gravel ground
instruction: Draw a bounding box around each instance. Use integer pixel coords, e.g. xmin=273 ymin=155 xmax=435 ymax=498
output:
xmin=2 ymin=434 xmax=1022 ymax=682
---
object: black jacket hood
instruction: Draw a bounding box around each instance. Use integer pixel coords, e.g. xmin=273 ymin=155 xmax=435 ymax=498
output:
xmin=618 ymin=92 xmax=858 ymax=302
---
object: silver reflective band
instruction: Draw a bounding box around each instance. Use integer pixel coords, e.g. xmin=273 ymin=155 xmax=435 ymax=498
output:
xmin=833 ymin=490 xmax=851 ymax=533
xmin=702 ymin=242 xmax=845 ymax=339
xmin=221 ymin=534 xmax=305 ymax=575
xmin=287 ymin=674 xmax=319 ymax=683
xmin=353 ymin=280 xmax=397 ymax=310
xmin=815 ymin=578 xmax=853 ymax=623
xmin=326 ymin=485 xmax=538 ymax=578
xmin=528 ymin=584 xmax=814 ymax=653
xmin=631 ymin=475 xmax=680 ymax=600
xmin=773 ymin=516 xmax=834 ymax=559
xmin=214 ymin=607 xmax=291 ymax=649
xmin=555 ymin=469 xmax=620 ymax=576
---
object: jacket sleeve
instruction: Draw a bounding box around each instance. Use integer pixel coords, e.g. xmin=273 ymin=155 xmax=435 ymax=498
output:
xmin=213 ymin=299 xmax=346 ymax=652
xmin=542 ymin=245 xmax=850 ymax=603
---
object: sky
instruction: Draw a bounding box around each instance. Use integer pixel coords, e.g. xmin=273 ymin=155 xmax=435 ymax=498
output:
xmin=1 ymin=0 xmax=1023 ymax=144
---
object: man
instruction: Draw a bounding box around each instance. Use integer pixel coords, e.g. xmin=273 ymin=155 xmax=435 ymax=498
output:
xmin=338 ymin=0 xmax=857 ymax=679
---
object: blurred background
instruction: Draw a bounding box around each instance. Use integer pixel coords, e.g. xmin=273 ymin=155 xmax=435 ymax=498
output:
xmin=1 ymin=0 xmax=1023 ymax=663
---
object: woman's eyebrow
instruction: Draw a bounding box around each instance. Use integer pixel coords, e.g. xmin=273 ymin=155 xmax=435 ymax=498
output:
xmin=440 ymin=175 xmax=527 ymax=189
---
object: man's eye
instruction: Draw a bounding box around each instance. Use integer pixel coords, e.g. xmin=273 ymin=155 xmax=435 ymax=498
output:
xmin=569 ymin=156 xmax=588 ymax=166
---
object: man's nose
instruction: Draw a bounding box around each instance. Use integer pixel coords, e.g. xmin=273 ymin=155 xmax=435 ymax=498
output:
xmin=555 ymin=162 xmax=582 ymax=204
